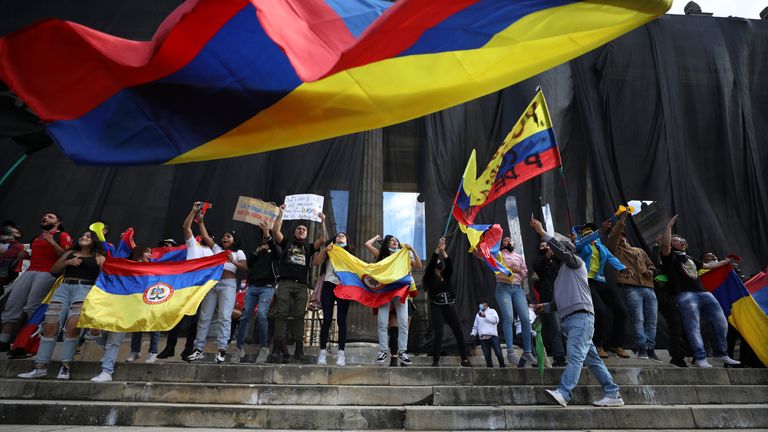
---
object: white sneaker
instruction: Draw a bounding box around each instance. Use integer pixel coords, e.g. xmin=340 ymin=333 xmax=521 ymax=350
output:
xmin=125 ymin=352 xmax=140 ymax=362
xmin=56 ymin=365 xmax=70 ymax=380
xmin=545 ymin=389 xmax=568 ymax=407
xmin=318 ymin=349 xmax=327 ymax=365
xmin=18 ymin=367 xmax=47 ymax=379
xmin=215 ymin=350 xmax=226 ymax=364
xmin=90 ymin=371 xmax=113 ymax=382
xmin=593 ymin=395 xmax=624 ymax=407
xmin=255 ymin=347 xmax=268 ymax=363
xmin=398 ymin=351 xmax=412 ymax=365
xmin=713 ymin=355 xmax=741 ymax=365
xmin=374 ymin=350 xmax=388 ymax=364
xmin=336 ymin=350 xmax=346 ymax=366
xmin=145 ymin=353 xmax=158 ymax=363
xmin=693 ymin=359 xmax=712 ymax=368
xmin=185 ymin=349 xmax=204 ymax=362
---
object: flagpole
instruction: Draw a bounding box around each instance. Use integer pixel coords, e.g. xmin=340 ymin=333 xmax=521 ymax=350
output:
xmin=443 ymin=202 xmax=455 ymax=237
xmin=536 ymin=86 xmax=575 ymax=230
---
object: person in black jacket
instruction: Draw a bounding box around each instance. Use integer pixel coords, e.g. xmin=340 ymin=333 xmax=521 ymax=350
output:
xmin=532 ymin=240 xmax=567 ymax=366
xmin=423 ymin=237 xmax=471 ymax=367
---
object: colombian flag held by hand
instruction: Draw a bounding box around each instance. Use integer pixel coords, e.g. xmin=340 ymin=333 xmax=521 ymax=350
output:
xmin=78 ymin=252 xmax=227 ymax=332
xmin=328 ymin=245 xmax=416 ymax=308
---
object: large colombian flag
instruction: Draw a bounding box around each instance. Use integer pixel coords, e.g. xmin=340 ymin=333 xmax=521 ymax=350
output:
xmin=0 ymin=0 xmax=671 ymax=165
xmin=78 ymin=252 xmax=227 ymax=332
xmin=700 ymin=265 xmax=768 ymax=367
xmin=327 ymin=245 xmax=416 ymax=308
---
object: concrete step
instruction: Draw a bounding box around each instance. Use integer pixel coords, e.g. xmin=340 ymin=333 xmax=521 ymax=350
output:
xmin=5 ymin=428 xmax=768 ymax=432
xmin=1 ymin=379 xmax=765 ymax=406
xmin=0 ymin=400 xmax=766 ymax=429
xmin=2 ymin=360 xmax=764 ymax=386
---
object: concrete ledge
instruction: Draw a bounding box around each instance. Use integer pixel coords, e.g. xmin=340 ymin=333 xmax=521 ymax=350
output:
xmin=691 ymin=405 xmax=768 ymax=429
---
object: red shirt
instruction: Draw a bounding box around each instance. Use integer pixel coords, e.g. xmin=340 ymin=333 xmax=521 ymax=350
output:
xmin=28 ymin=230 xmax=73 ymax=272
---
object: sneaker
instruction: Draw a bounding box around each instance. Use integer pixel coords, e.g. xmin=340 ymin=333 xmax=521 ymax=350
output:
xmin=637 ymin=349 xmax=649 ymax=360
xmin=318 ymin=349 xmax=327 ymax=365
xmin=145 ymin=353 xmax=158 ymax=364
xmin=647 ymin=350 xmax=663 ymax=363
xmin=126 ymin=352 xmax=140 ymax=362
xmin=180 ymin=347 xmax=193 ymax=360
xmin=255 ymin=347 xmax=269 ymax=363
xmin=56 ymin=365 xmax=71 ymax=380
xmin=608 ymin=347 xmax=630 ymax=358
xmin=233 ymin=348 xmax=245 ymax=363
xmin=693 ymin=359 xmax=712 ymax=368
xmin=336 ymin=350 xmax=345 ymax=366
xmin=460 ymin=359 xmax=472 ymax=367
xmin=545 ymin=389 xmax=568 ymax=407
xmin=215 ymin=350 xmax=226 ymax=364
xmin=520 ymin=352 xmax=538 ymax=366
xmin=597 ymin=347 xmax=609 ymax=358
xmin=18 ymin=367 xmax=47 ymax=379
xmin=90 ymin=371 xmax=113 ymax=382
xmin=553 ymin=356 xmax=567 ymax=367
xmin=507 ymin=351 xmax=517 ymax=365
xmin=156 ymin=346 xmax=175 ymax=359
xmin=713 ymin=355 xmax=741 ymax=366
xmin=593 ymin=394 xmax=624 ymax=407
xmin=185 ymin=349 xmax=204 ymax=362
xmin=375 ymin=350 xmax=388 ymax=364
xmin=398 ymin=351 xmax=412 ymax=365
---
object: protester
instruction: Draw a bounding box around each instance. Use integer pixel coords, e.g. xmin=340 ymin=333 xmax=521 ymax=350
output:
xmin=18 ymin=230 xmax=105 ymax=379
xmin=268 ymin=205 xmax=325 ymax=363
xmin=574 ymin=221 xmax=631 ymax=358
xmin=0 ymin=212 xmax=72 ymax=353
xmin=0 ymin=223 xmax=24 ymax=289
xmin=493 ymin=236 xmax=536 ymax=366
xmin=423 ymin=237 xmax=471 ymax=367
xmin=364 ymin=234 xmax=423 ymax=365
xmin=186 ymin=212 xmax=247 ymax=363
xmin=124 ymin=246 xmax=161 ymax=363
xmin=660 ymin=215 xmax=740 ymax=368
xmin=471 ymin=299 xmax=505 ymax=367
xmin=235 ymin=222 xmax=281 ymax=362
xmin=606 ymin=212 xmax=661 ymax=362
xmin=532 ymin=240 xmax=567 ymax=367
xmin=313 ymin=233 xmax=353 ymax=366
xmin=530 ymin=219 xmax=623 ymax=408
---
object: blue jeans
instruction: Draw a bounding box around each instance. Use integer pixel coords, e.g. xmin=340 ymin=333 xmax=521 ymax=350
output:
xmin=194 ymin=278 xmax=237 ymax=351
xmin=479 ymin=336 xmax=505 ymax=367
xmin=622 ymin=286 xmax=658 ymax=351
xmin=35 ymin=282 xmax=91 ymax=365
xmin=130 ymin=331 xmax=160 ymax=353
xmin=378 ymin=297 xmax=408 ymax=353
xmin=236 ymin=284 xmax=275 ymax=349
xmin=558 ymin=312 xmax=620 ymax=402
xmin=675 ymin=291 xmax=729 ymax=361
xmin=495 ymin=282 xmax=531 ymax=353
xmin=100 ymin=332 xmax=124 ymax=374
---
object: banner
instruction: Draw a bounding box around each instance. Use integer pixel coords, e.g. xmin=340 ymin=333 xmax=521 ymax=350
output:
xmin=283 ymin=194 xmax=324 ymax=222
xmin=233 ymin=195 xmax=279 ymax=227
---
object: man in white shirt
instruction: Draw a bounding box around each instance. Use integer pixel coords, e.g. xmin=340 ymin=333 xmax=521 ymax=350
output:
xmin=471 ymin=300 xmax=505 ymax=367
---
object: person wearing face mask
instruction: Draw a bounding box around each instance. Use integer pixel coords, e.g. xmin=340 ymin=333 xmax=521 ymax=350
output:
xmin=470 ymin=300 xmax=505 ymax=367
xmin=494 ymin=236 xmax=536 ymax=367
xmin=0 ymin=212 xmax=72 ymax=353
xmin=312 ymin=232 xmax=353 ymax=366
xmin=532 ymin=240 xmax=567 ymax=367
xmin=364 ymin=234 xmax=423 ymax=365
xmin=269 ymin=204 xmax=326 ymax=363
xmin=423 ymin=237 xmax=471 ymax=367
xmin=660 ymin=215 xmax=740 ymax=368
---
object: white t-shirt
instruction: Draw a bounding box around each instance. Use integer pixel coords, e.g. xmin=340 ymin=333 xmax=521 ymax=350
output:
xmin=223 ymin=249 xmax=246 ymax=273
xmin=185 ymin=237 xmax=221 ymax=260
xmin=323 ymin=260 xmax=340 ymax=285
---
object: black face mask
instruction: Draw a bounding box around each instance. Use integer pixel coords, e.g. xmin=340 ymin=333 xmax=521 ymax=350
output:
xmin=41 ymin=223 xmax=55 ymax=231
xmin=502 ymin=245 xmax=514 ymax=252
xmin=537 ymin=248 xmax=549 ymax=255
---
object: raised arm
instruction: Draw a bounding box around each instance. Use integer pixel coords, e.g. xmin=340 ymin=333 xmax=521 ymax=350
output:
xmin=273 ymin=204 xmax=285 ymax=244
xmin=364 ymin=235 xmax=381 ymax=258
xmin=183 ymin=202 xmax=202 ymax=241
xmin=313 ymin=212 xmax=326 ymax=251
xmin=407 ymin=244 xmax=423 ymax=270
xmin=661 ymin=215 xmax=677 ymax=257
xmin=606 ymin=212 xmax=628 ymax=253
xmin=530 ymin=218 xmax=581 ymax=269
xmin=197 ymin=217 xmax=215 ymax=249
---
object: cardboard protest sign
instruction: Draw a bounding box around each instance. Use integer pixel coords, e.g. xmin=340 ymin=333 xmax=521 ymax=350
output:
xmin=283 ymin=194 xmax=324 ymax=222
xmin=232 ymin=196 xmax=279 ymax=227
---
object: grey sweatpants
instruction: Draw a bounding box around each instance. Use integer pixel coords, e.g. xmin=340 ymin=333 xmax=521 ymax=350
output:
xmin=1 ymin=270 xmax=56 ymax=324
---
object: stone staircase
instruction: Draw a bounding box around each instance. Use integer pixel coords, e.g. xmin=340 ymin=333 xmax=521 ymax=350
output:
xmin=0 ymin=351 xmax=766 ymax=430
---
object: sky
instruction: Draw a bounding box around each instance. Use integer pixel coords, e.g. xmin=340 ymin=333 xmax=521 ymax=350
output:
xmin=668 ymin=0 xmax=764 ymax=18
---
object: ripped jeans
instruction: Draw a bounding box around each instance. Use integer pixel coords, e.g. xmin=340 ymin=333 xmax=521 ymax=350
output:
xmin=35 ymin=282 xmax=93 ymax=366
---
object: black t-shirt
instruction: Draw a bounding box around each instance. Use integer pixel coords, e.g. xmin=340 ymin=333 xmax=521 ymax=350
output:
xmin=661 ymin=251 xmax=704 ymax=295
xmin=422 ymin=253 xmax=454 ymax=301
xmin=278 ymin=239 xmax=317 ymax=285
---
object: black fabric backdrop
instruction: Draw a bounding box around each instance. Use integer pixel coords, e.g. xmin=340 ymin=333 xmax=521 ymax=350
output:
xmin=1 ymin=11 xmax=767 ymax=351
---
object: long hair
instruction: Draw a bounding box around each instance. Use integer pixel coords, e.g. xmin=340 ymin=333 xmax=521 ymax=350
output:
xmin=129 ymin=245 xmax=152 ymax=262
xmin=326 ymin=232 xmax=353 ymax=253
xmin=221 ymin=230 xmax=242 ymax=251
xmin=377 ymin=235 xmax=399 ymax=262
xmin=71 ymin=230 xmax=105 ymax=256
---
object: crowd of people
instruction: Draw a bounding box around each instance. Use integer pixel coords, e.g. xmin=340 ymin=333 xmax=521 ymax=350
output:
xmin=0 ymin=202 xmax=755 ymax=400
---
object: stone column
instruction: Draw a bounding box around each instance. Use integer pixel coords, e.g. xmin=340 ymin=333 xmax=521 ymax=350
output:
xmin=347 ymin=128 xmax=384 ymax=343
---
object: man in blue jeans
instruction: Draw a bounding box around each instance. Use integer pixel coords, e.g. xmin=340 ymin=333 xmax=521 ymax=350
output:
xmin=660 ymin=215 xmax=740 ymax=368
xmin=530 ymin=219 xmax=623 ymax=408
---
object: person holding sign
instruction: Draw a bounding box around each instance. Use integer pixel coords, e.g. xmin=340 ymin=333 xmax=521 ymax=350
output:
xmin=269 ymin=204 xmax=325 ymax=363
xmin=312 ymin=233 xmax=353 ymax=366
xmin=364 ymin=234 xmax=423 ymax=365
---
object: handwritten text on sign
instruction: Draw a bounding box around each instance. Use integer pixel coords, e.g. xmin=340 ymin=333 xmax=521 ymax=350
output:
xmin=283 ymin=194 xmax=324 ymax=222
xmin=232 ymin=196 xmax=279 ymax=227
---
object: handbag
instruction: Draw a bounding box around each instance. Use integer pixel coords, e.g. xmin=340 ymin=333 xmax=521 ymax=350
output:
xmin=308 ymin=276 xmax=323 ymax=311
